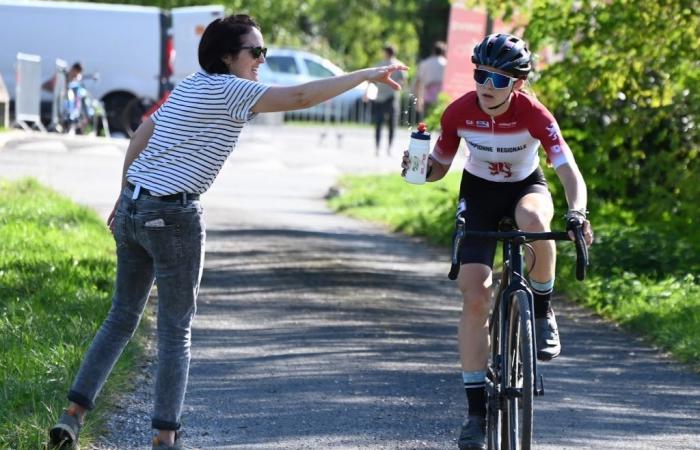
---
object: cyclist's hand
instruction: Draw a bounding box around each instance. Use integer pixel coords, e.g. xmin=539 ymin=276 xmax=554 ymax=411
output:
xmin=582 ymin=220 xmax=594 ymax=246
xmin=400 ymin=150 xmax=410 ymax=177
xmin=566 ymin=211 xmax=593 ymax=246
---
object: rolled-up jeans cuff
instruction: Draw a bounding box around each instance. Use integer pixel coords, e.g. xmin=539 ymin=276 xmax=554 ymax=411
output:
xmin=67 ymin=390 xmax=95 ymax=410
xmin=152 ymin=418 xmax=181 ymax=431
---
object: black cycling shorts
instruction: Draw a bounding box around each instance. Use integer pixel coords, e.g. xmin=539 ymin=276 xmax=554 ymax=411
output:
xmin=458 ymin=167 xmax=550 ymax=268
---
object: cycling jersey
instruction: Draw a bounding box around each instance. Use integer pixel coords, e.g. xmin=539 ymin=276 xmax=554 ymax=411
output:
xmin=433 ymin=90 xmax=573 ymax=182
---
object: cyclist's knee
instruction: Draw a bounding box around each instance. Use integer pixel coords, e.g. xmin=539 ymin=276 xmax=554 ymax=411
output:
xmin=460 ymin=287 xmax=491 ymax=318
xmin=517 ymin=208 xmax=552 ymax=232
xmin=457 ymin=264 xmax=492 ymax=317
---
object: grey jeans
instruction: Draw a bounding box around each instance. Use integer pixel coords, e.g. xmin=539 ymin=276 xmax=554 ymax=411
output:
xmin=68 ymin=187 xmax=205 ymax=431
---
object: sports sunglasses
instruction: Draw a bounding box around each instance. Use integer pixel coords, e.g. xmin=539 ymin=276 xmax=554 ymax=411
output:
xmin=473 ymin=68 xmax=516 ymax=89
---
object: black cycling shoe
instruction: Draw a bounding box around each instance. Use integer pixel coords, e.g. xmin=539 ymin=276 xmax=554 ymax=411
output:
xmin=536 ymin=310 xmax=561 ymax=361
xmin=458 ymin=414 xmax=486 ymax=450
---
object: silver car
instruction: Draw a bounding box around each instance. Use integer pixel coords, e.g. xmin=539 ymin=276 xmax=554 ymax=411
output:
xmin=257 ymin=47 xmax=369 ymax=122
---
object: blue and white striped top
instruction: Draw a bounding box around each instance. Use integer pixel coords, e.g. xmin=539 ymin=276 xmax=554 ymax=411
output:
xmin=126 ymin=71 xmax=269 ymax=195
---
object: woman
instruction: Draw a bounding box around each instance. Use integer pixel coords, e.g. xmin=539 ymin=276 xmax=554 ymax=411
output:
xmin=400 ymin=33 xmax=593 ymax=450
xmin=49 ymin=14 xmax=406 ymax=450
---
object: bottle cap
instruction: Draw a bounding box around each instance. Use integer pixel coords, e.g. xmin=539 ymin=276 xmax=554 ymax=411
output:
xmin=411 ymin=122 xmax=430 ymax=140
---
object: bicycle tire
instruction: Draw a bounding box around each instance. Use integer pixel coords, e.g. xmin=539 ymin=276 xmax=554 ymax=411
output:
xmin=503 ymin=290 xmax=534 ymax=450
xmin=121 ymin=96 xmax=153 ymax=137
xmin=486 ymin=284 xmax=503 ymax=450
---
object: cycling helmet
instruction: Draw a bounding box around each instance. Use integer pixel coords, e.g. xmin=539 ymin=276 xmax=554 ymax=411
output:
xmin=472 ymin=33 xmax=532 ymax=79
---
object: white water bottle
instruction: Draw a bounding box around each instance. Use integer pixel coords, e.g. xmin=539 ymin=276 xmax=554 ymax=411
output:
xmin=405 ymin=122 xmax=431 ymax=185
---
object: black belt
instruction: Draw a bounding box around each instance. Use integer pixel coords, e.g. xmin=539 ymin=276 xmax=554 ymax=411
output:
xmin=127 ymin=182 xmax=200 ymax=202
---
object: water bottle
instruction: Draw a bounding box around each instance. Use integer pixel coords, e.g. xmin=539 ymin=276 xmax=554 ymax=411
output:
xmin=405 ymin=122 xmax=432 ymax=185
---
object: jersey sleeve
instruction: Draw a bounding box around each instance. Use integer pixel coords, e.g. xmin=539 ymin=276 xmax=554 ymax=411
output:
xmin=432 ymin=103 xmax=461 ymax=165
xmin=527 ymin=100 xmax=574 ymax=168
xmin=223 ymin=77 xmax=270 ymax=122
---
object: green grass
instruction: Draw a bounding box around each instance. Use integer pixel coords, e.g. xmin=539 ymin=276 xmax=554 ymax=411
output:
xmin=0 ymin=178 xmax=147 ymax=449
xmin=329 ymin=173 xmax=700 ymax=370
xmin=329 ymin=171 xmax=463 ymax=246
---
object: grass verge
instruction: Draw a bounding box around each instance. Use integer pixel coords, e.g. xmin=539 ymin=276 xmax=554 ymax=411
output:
xmin=329 ymin=173 xmax=700 ymax=370
xmin=0 ymin=178 xmax=147 ymax=449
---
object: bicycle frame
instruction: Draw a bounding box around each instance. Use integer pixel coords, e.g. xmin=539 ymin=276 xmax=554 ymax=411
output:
xmin=448 ymin=198 xmax=588 ymax=450
xmin=492 ymin=231 xmax=543 ymax=395
xmin=485 ymin=230 xmax=539 ymax=450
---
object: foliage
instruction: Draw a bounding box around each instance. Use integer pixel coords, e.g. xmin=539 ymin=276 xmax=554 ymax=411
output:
xmin=558 ymin=266 xmax=700 ymax=366
xmin=82 ymin=0 xmax=453 ymax=71
xmin=466 ymin=0 xmax=700 ymax=236
xmin=422 ymin=92 xmax=452 ymax=132
xmin=329 ymin=172 xmax=462 ymax=246
xmin=0 ymin=179 xmax=144 ymax=449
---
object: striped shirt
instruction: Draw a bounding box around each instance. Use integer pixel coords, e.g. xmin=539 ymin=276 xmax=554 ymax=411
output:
xmin=126 ymin=71 xmax=269 ymax=195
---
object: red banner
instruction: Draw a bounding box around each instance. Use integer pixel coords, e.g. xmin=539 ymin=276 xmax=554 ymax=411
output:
xmin=442 ymin=3 xmax=520 ymax=102
xmin=442 ymin=4 xmax=487 ymax=101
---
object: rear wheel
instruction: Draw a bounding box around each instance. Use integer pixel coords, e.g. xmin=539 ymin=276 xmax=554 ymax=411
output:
xmin=121 ymin=96 xmax=153 ymax=137
xmin=102 ymin=92 xmax=136 ymax=136
xmin=503 ymin=290 xmax=534 ymax=450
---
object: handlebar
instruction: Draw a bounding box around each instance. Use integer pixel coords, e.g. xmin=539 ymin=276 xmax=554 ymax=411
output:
xmin=448 ymin=210 xmax=589 ymax=281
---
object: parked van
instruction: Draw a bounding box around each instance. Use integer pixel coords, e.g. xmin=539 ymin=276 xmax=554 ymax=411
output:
xmin=0 ymin=0 xmax=223 ymax=134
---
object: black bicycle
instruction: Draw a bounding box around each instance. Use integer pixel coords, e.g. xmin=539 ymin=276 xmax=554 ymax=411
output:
xmin=449 ymin=198 xmax=588 ymax=450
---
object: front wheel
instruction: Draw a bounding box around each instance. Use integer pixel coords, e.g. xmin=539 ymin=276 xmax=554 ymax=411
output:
xmin=486 ymin=287 xmax=503 ymax=450
xmin=503 ymin=290 xmax=534 ymax=450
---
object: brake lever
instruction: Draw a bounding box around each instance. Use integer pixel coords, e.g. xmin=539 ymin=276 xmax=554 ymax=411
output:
xmin=574 ymin=225 xmax=589 ymax=281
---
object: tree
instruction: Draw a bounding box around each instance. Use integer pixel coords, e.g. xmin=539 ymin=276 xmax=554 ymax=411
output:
xmin=468 ymin=0 xmax=700 ymax=227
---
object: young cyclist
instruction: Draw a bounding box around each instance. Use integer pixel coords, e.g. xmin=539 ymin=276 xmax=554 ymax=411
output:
xmin=401 ymin=33 xmax=593 ymax=449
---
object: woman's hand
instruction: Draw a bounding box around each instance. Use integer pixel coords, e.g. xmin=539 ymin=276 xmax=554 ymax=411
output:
xmin=366 ymin=64 xmax=408 ymax=90
xmin=106 ymin=196 xmax=120 ymax=233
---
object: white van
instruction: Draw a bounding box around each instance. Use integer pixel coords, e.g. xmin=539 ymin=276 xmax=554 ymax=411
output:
xmin=0 ymin=0 xmax=223 ymax=134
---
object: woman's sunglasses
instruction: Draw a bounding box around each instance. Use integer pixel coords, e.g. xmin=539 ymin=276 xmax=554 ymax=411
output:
xmin=473 ymin=68 xmax=516 ymax=89
xmin=241 ymin=46 xmax=268 ymax=59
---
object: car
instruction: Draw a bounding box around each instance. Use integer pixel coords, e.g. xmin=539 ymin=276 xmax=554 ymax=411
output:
xmin=256 ymin=47 xmax=369 ymax=122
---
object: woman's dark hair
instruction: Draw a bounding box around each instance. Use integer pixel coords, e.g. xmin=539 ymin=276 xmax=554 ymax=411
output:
xmin=198 ymin=14 xmax=260 ymax=74
xmin=433 ymin=41 xmax=446 ymax=57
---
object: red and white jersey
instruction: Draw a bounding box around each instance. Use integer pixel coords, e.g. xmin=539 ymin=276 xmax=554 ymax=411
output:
xmin=433 ymin=91 xmax=573 ymax=182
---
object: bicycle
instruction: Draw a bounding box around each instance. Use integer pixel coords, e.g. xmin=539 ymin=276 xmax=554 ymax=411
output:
xmin=448 ymin=198 xmax=588 ymax=450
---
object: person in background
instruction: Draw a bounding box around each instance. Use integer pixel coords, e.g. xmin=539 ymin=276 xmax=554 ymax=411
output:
xmin=414 ymin=40 xmax=447 ymax=121
xmin=42 ymin=61 xmax=83 ymax=93
xmin=48 ymin=14 xmax=406 ymax=450
xmin=369 ymin=44 xmax=406 ymax=156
